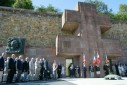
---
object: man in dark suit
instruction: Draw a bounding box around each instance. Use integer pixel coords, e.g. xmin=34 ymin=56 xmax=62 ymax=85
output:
xmin=0 ymin=52 xmax=5 ymax=82
xmin=15 ymin=55 xmax=23 ymax=82
xmin=42 ymin=58 xmax=48 ymax=80
xmin=57 ymin=63 xmax=62 ymax=78
xmin=7 ymin=54 xmax=16 ymax=83
xmin=103 ymin=63 xmax=109 ymax=76
xmin=22 ymin=57 xmax=29 ymax=81
xmin=83 ymin=64 xmax=87 ymax=78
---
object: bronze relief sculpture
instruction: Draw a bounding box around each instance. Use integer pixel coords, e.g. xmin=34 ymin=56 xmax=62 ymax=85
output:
xmin=6 ymin=37 xmax=25 ymax=54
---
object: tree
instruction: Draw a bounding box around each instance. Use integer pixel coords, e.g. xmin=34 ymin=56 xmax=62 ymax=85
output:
xmin=118 ymin=4 xmax=127 ymax=15
xmin=84 ymin=0 xmax=112 ymax=14
xmin=13 ymin=0 xmax=33 ymax=9
xmin=35 ymin=5 xmax=47 ymax=12
xmin=46 ymin=4 xmax=58 ymax=13
xmin=36 ymin=4 xmax=59 ymax=13
xmin=0 ymin=0 xmax=15 ymax=7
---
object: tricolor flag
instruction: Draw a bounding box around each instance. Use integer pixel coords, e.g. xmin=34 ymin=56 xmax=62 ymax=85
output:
xmin=83 ymin=53 xmax=86 ymax=64
xmin=93 ymin=54 xmax=97 ymax=64
xmin=97 ymin=52 xmax=100 ymax=64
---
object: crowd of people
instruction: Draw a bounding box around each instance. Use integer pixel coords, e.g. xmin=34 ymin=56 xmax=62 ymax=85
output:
xmin=0 ymin=52 xmax=127 ymax=83
xmin=68 ymin=63 xmax=101 ymax=78
xmin=0 ymin=53 xmax=65 ymax=83
xmin=103 ymin=63 xmax=127 ymax=77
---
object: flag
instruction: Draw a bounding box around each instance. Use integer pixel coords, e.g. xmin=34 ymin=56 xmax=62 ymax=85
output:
xmin=97 ymin=51 xmax=100 ymax=64
xmin=93 ymin=53 xmax=97 ymax=64
xmin=105 ymin=53 xmax=108 ymax=63
xmin=83 ymin=53 xmax=86 ymax=64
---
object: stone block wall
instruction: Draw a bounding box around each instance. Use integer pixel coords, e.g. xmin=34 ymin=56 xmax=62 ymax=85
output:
xmin=0 ymin=7 xmax=62 ymax=47
xmin=0 ymin=7 xmax=127 ymax=63
xmin=102 ymin=22 xmax=127 ymax=61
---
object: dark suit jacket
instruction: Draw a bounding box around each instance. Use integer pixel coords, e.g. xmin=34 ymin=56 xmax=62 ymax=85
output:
xmin=8 ymin=58 xmax=16 ymax=71
xmin=42 ymin=60 xmax=48 ymax=70
xmin=0 ymin=56 xmax=4 ymax=71
xmin=16 ymin=59 xmax=23 ymax=70
xmin=57 ymin=65 xmax=62 ymax=72
xmin=22 ymin=61 xmax=29 ymax=72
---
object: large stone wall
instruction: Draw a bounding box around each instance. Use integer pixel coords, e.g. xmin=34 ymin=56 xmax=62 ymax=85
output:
xmin=0 ymin=7 xmax=62 ymax=47
xmin=0 ymin=7 xmax=127 ymax=58
xmin=102 ymin=22 xmax=127 ymax=57
xmin=103 ymin=23 xmax=127 ymax=48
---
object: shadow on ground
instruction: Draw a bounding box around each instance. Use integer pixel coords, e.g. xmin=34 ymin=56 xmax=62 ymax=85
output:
xmin=1 ymin=79 xmax=76 ymax=85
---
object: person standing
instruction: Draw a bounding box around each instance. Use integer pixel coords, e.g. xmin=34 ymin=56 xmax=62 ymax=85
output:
xmin=68 ymin=63 xmax=74 ymax=78
xmin=83 ymin=64 xmax=87 ymax=78
xmin=42 ymin=58 xmax=48 ymax=80
xmin=61 ymin=65 xmax=65 ymax=78
xmin=115 ymin=63 xmax=119 ymax=75
xmin=112 ymin=64 xmax=116 ymax=74
xmin=95 ymin=64 xmax=100 ymax=78
xmin=7 ymin=54 xmax=16 ymax=83
xmin=57 ymin=63 xmax=62 ymax=78
xmin=89 ymin=64 xmax=94 ymax=78
xmin=52 ymin=60 xmax=57 ymax=79
xmin=15 ymin=55 xmax=23 ymax=82
xmin=29 ymin=58 xmax=35 ymax=80
xmin=22 ymin=57 xmax=29 ymax=82
xmin=103 ymin=63 xmax=109 ymax=76
xmin=0 ymin=52 xmax=5 ymax=82
xmin=35 ymin=58 xmax=41 ymax=80
xmin=4 ymin=57 xmax=9 ymax=75
xmin=75 ymin=65 xmax=80 ymax=78
xmin=39 ymin=59 xmax=43 ymax=80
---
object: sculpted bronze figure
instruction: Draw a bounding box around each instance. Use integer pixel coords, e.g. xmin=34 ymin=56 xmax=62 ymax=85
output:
xmin=6 ymin=37 xmax=25 ymax=54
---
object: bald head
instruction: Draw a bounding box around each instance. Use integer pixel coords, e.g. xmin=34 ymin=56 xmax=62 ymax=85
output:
xmin=19 ymin=55 xmax=23 ymax=59
xmin=11 ymin=54 xmax=16 ymax=58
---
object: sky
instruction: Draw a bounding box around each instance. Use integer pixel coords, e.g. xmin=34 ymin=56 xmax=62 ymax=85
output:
xmin=32 ymin=0 xmax=127 ymax=13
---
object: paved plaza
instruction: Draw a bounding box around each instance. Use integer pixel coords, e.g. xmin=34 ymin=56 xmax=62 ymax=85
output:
xmin=1 ymin=77 xmax=127 ymax=85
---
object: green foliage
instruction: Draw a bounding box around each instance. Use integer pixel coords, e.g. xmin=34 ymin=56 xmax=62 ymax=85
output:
xmin=84 ymin=0 xmax=112 ymax=14
xmin=118 ymin=4 xmax=127 ymax=15
xmin=0 ymin=0 xmax=15 ymax=7
xmin=111 ymin=14 xmax=127 ymax=20
xmin=46 ymin=4 xmax=58 ymax=13
xmin=36 ymin=4 xmax=59 ymax=13
xmin=35 ymin=5 xmax=47 ymax=12
xmin=84 ymin=0 xmax=127 ymax=20
xmin=13 ymin=0 xmax=33 ymax=9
